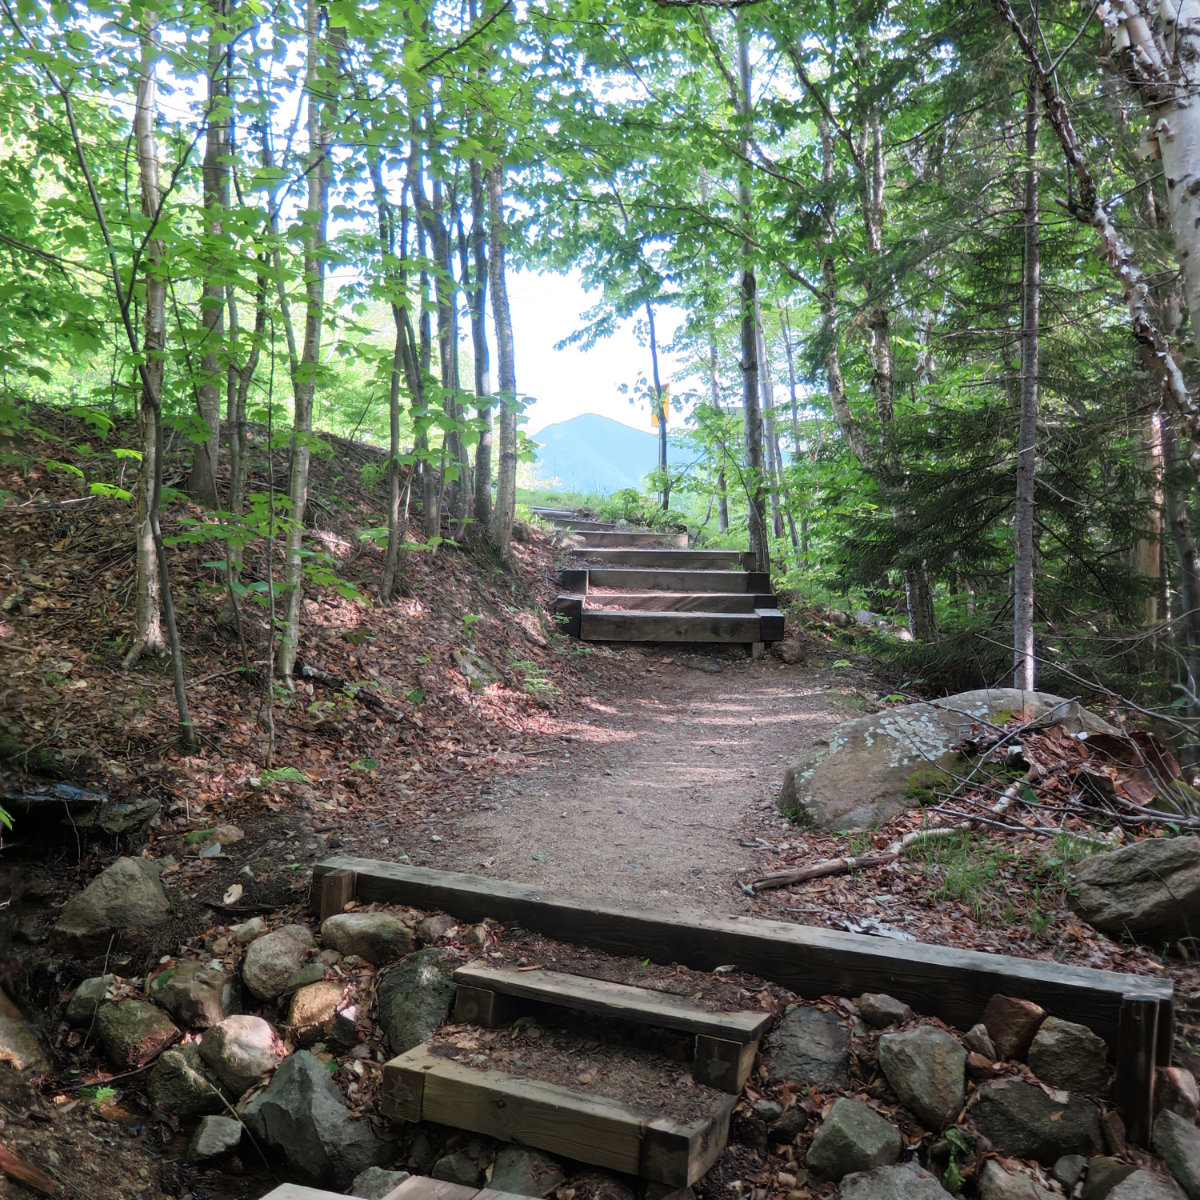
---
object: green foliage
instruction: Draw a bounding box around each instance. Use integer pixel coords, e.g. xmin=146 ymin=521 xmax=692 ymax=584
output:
xmin=260 ymin=767 xmax=310 ymax=785
xmin=509 ymin=658 xmax=558 ymax=697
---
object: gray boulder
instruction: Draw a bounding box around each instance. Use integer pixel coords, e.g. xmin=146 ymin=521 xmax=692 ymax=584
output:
xmin=351 ymin=1167 xmax=412 ymax=1200
xmin=837 ymin=1162 xmax=953 ymax=1199
xmin=806 ymin=1097 xmax=900 ymax=1180
xmin=1153 ymin=1109 xmax=1200 ymax=1199
xmin=977 ymin=1160 xmax=1060 ymax=1200
xmin=877 ymin=1025 xmax=966 ymax=1129
xmin=287 ymin=980 xmax=346 ymax=1045
xmin=149 ymin=961 xmax=238 ymax=1029
xmin=981 ymin=994 xmax=1045 ymax=1061
xmin=432 ymin=1150 xmax=486 ymax=1187
xmin=243 ymin=924 xmax=313 ymax=1001
xmin=199 ymin=1014 xmax=282 ymax=1094
xmin=491 ymin=1147 xmax=566 ymax=1197
xmin=188 ymin=1114 xmax=242 ymax=1161
xmin=321 ymin=912 xmax=414 ymax=965
xmin=0 ymin=990 xmax=47 ymax=1073
xmin=1083 ymin=1157 xmax=1137 ymax=1200
xmin=53 ymin=858 xmax=171 ymax=952
xmin=376 ymin=948 xmax=457 ymax=1054
xmin=1108 ymin=1172 xmax=1188 ymax=1200
xmin=1028 ymin=1017 xmax=1111 ymax=1096
xmin=242 ymin=1050 xmax=394 ymax=1188
xmin=95 ymin=999 xmax=179 ymax=1068
xmin=415 ymin=914 xmax=458 ymax=944
xmin=146 ymin=1043 xmax=223 ymax=1116
xmin=766 ymin=1005 xmax=850 ymax=1088
xmin=1157 ymin=1068 xmax=1200 ymax=1120
xmin=65 ymin=975 xmax=116 ymax=1025
xmin=1070 ymin=837 xmax=1200 ymax=948
xmin=970 ymin=1078 xmax=1103 ymax=1165
xmin=780 ymin=689 xmax=1114 ymax=830
xmin=857 ymin=994 xmax=913 ymax=1030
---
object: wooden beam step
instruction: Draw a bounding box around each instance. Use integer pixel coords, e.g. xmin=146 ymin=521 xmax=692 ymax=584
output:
xmin=453 ymin=965 xmax=770 ymax=1093
xmin=569 ymin=548 xmax=752 ymax=569
xmin=382 ymin=1044 xmax=733 ymax=1187
xmin=585 ymin=591 xmax=764 ymax=613
xmin=257 ymin=1176 xmax=551 ymax=1200
xmin=584 ymin=568 xmax=769 ymax=593
xmin=576 ymin=531 xmax=690 ymax=548
xmin=312 ymin=860 xmax=1174 ymax=1057
xmin=580 ymin=610 xmax=764 ymax=644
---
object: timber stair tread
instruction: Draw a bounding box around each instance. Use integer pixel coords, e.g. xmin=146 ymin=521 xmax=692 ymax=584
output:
xmin=568 ymin=547 xmax=751 ymax=569
xmin=453 ymin=963 xmax=770 ymax=1061
xmin=382 ymin=1042 xmax=736 ymax=1187
xmin=579 ymin=608 xmax=779 ymax=644
xmin=378 ymin=962 xmax=768 ymax=1185
xmin=259 ymin=1175 xmax=536 ymax=1200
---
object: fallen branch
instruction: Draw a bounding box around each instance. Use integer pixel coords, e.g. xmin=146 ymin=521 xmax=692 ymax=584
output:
xmin=747 ymin=768 xmax=1036 ymax=894
xmin=295 ymin=658 xmax=407 ymax=721
xmin=0 ymin=1140 xmax=57 ymax=1195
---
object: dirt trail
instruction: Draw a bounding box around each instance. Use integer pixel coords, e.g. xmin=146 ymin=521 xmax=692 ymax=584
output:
xmin=418 ymin=650 xmax=849 ymax=913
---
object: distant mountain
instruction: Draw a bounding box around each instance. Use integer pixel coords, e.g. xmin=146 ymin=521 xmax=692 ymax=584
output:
xmin=528 ymin=413 xmax=688 ymax=496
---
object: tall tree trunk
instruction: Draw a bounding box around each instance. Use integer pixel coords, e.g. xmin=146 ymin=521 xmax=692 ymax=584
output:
xmin=124 ymin=11 xmax=167 ymax=666
xmin=754 ymin=294 xmax=785 ymax=540
xmin=1013 ymin=85 xmax=1040 ymax=691
xmin=278 ymin=0 xmax=335 ymax=685
xmin=710 ymin=342 xmax=729 ymax=532
xmin=468 ymin=156 xmax=493 ymax=526
xmin=226 ymin=249 xmax=265 ymax=517
xmin=645 ymin=299 xmax=669 ymax=511
xmin=414 ymin=210 xmax=440 ymax=539
xmin=1163 ymin=412 xmax=1200 ymax=718
xmin=736 ymin=13 xmax=769 ymax=573
xmin=189 ymin=0 xmax=228 ymax=508
xmin=365 ymin=143 xmax=408 ymax=601
xmin=487 ymin=162 xmax=518 ymax=551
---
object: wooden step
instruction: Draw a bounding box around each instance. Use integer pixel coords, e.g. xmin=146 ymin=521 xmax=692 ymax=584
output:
xmin=566 ymin=567 xmax=771 ymax=593
xmin=453 ymin=965 xmax=769 ymax=1093
xmin=574 ymin=530 xmax=690 ymax=548
xmin=382 ymin=1044 xmax=734 ymax=1187
xmin=580 ymin=609 xmax=766 ymax=644
xmin=569 ymin=547 xmax=752 ymax=569
xmin=584 ymin=591 xmax=778 ymax=613
xmin=258 ymin=1176 xmax=535 ymax=1200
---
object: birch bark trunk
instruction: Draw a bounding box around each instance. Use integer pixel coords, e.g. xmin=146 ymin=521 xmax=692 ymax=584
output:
xmin=1013 ymin=86 xmax=1040 ymax=690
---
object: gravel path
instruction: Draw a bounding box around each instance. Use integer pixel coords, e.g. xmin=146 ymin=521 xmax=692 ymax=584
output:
xmin=421 ymin=649 xmax=849 ymax=914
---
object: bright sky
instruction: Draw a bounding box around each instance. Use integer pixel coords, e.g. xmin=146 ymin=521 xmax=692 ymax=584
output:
xmin=507 ymin=268 xmax=688 ymax=437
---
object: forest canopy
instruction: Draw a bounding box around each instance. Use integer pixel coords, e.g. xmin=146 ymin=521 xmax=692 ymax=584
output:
xmin=2 ymin=0 xmax=1199 ymax=737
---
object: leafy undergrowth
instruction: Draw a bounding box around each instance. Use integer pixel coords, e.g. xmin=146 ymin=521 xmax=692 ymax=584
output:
xmin=0 ymin=406 xmax=620 ymax=833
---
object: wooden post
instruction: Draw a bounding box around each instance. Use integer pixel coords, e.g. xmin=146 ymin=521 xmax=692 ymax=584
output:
xmin=1116 ymin=991 xmax=1160 ymax=1146
xmin=314 ymin=867 xmax=356 ymax=921
xmin=560 ymin=568 xmax=588 ymax=593
xmin=553 ymin=595 xmax=584 ymax=639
